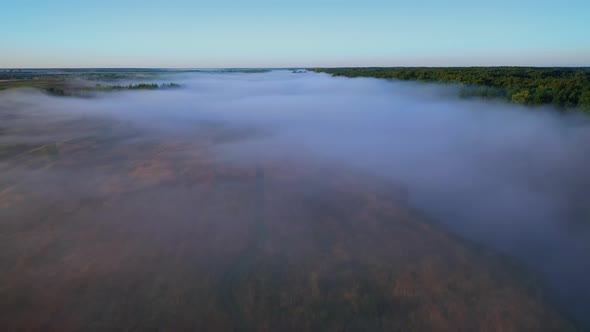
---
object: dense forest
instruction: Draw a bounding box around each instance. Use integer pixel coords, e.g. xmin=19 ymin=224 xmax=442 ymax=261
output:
xmin=314 ymin=67 xmax=590 ymax=111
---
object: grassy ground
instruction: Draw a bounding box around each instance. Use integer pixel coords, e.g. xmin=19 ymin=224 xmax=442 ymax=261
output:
xmin=0 ymin=107 xmax=578 ymax=331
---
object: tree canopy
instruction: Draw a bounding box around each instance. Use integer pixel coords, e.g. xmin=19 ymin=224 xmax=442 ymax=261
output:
xmin=314 ymin=67 xmax=590 ymax=112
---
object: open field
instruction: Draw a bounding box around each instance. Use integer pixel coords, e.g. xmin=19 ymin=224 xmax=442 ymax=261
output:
xmin=1 ymin=70 xmax=587 ymax=331
xmin=0 ymin=110 xmax=576 ymax=331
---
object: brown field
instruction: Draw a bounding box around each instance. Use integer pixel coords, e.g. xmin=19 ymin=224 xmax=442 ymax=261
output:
xmin=0 ymin=105 xmax=578 ymax=331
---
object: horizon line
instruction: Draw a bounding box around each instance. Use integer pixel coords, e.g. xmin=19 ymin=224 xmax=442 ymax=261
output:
xmin=2 ymin=65 xmax=590 ymax=70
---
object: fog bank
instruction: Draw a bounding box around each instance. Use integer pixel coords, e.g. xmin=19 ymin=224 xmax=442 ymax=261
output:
xmin=2 ymin=71 xmax=589 ymax=327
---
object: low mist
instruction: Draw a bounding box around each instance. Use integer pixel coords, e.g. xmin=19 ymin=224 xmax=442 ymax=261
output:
xmin=1 ymin=70 xmax=589 ymax=327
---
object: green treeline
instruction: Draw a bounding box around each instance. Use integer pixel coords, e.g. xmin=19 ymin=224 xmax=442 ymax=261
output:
xmin=41 ymin=83 xmax=181 ymax=97
xmin=97 ymin=83 xmax=181 ymax=91
xmin=314 ymin=67 xmax=590 ymax=111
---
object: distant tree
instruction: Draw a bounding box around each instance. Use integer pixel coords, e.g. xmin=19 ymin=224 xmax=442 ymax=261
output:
xmin=511 ymin=90 xmax=531 ymax=104
xmin=579 ymin=91 xmax=590 ymax=111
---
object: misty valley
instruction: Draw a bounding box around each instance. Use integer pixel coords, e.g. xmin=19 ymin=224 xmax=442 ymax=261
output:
xmin=1 ymin=70 xmax=589 ymax=331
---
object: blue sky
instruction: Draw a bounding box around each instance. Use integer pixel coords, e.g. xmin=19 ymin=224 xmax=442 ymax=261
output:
xmin=2 ymin=0 xmax=589 ymax=68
